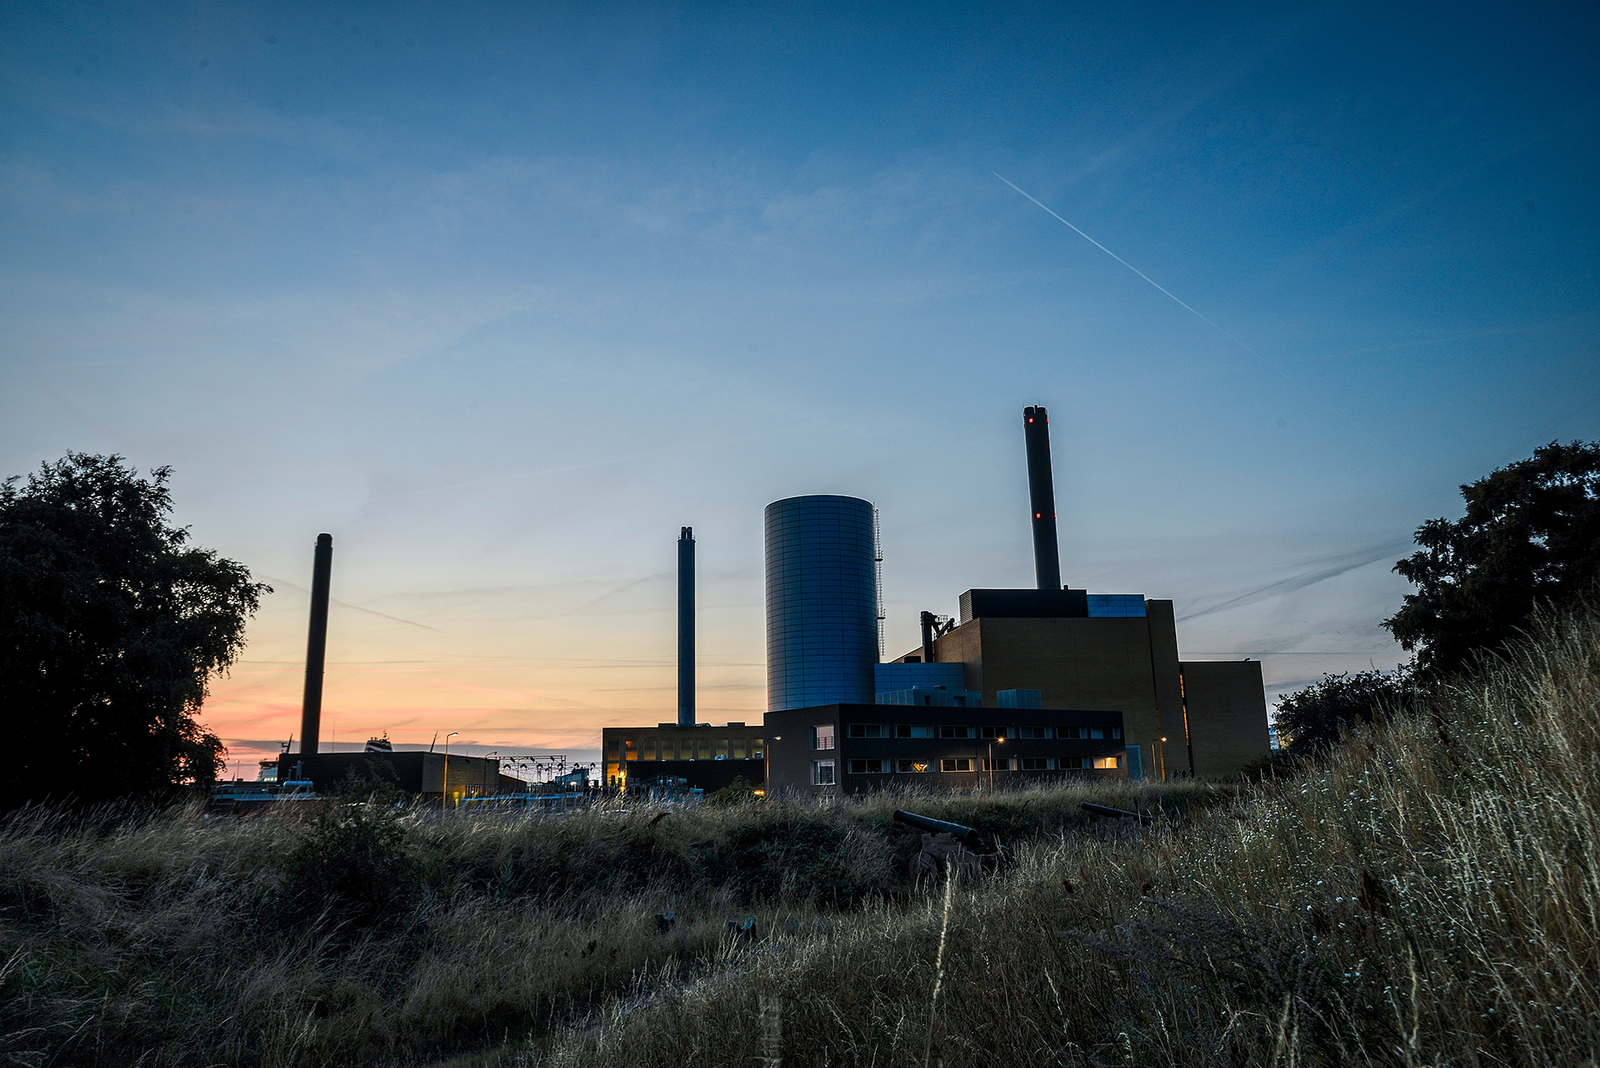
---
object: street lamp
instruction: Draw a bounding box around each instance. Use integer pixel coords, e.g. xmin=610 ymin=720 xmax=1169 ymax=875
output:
xmin=987 ymin=735 xmax=1005 ymax=793
xmin=443 ymin=732 xmax=459 ymax=807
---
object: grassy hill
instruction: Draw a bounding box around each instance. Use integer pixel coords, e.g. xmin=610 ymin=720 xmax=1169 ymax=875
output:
xmin=3 ymin=610 xmax=1597 ymax=1066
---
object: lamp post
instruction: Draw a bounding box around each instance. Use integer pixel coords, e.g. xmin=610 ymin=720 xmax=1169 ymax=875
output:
xmin=987 ymin=736 xmax=1005 ymax=793
xmin=443 ymin=731 xmax=458 ymax=807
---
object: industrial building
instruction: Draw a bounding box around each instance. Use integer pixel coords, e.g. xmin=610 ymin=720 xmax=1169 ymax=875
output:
xmin=256 ymin=532 xmax=528 ymax=804
xmin=600 ymin=722 xmax=766 ymax=792
xmin=764 ymin=700 xmax=1126 ymax=796
xmin=601 ymin=528 xmax=772 ymax=795
xmin=758 ymin=405 xmax=1269 ymax=792
xmin=274 ymin=750 xmax=511 ymax=801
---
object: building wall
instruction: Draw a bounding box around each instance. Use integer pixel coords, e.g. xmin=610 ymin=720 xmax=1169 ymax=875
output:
xmin=765 ymin=495 xmax=880 ymax=710
xmin=933 ymin=610 xmax=1185 ymax=779
xmin=764 ymin=703 xmax=1127 ymax=797
xmin=602 ymin=723 xmax=767 ymax=791
xmin=1180 ymin=660 xmax=1270 ymax=778
xmin=274 ymin=752 xmax=503 ymax=798
xmin=874 ymin=661 xmax=964 ymax=693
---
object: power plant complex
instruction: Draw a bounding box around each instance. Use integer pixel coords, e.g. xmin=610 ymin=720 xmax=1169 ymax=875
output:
xmin=605 ymin=404 xmax=1269 ymax=796
xmin=247 ymin=403 xmax=1268 ymax=805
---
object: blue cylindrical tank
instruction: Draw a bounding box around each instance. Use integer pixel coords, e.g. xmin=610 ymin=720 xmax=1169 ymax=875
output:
xmin=765 ymin=495 xmax=880 ymax=711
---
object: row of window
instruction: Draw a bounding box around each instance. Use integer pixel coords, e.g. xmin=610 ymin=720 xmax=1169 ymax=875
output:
xmin=611 ymin=739 xmax=764 ymax=761
xmin=830 ymin=723 xmax=1121 ymax=744
xmin=811 ymin=754 xmax=1124 ymax=783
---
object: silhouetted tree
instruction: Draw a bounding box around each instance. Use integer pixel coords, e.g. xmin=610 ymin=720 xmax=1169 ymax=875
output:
xmin=0 ymin=454 xmax=269 ymax=808
xmin=1274 ymin=665 xmax=1416 ymax=756
xmin=1384 ymin=441 xmax=1600 ymax=676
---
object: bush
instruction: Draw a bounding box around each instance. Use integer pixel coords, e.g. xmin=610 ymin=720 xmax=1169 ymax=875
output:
xmin=703 ymin=775 xmax=760 ymax=806
xmin=275 ymin=799 xmax=422 ymax=934
xmin=699 ymin=817 xmax=875 ymax=907
xmin=1274 ymin=663 xmax=1416 ymax=755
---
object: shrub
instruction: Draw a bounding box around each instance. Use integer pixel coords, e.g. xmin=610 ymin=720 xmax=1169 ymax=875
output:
xmin=274 ymin=799 xmax=422 ymax=934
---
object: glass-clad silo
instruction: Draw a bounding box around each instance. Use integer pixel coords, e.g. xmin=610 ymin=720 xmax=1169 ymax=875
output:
xmin=765 ymin=495 xmax=880 ymax=711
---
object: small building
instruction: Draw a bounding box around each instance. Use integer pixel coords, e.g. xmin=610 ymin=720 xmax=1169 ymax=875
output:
xmin=601 ymin=722 xmax=766 ymax=793
xmin=764 ymin=703 xmax=1127 ymax=796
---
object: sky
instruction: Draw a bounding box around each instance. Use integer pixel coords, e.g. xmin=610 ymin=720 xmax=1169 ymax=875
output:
xmin=3 ymin=1 xmax=1596 ymax=779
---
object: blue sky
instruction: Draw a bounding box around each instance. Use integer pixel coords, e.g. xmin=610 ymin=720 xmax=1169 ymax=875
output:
xmin=3 ymin=1 xmax=1596 ymax=775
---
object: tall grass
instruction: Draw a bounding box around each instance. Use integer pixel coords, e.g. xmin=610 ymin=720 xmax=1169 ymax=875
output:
xmin=0 ymin=765 xmax=1208 ymax=1065
xmin=533 ymin=609 xmax=1600 ymax=1067
xmin=2 ymin=608 xmax=1596 ymax=1066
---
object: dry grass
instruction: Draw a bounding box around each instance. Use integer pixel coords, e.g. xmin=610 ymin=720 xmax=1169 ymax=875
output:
xmin=3 ymin=609 xmax=1597 ymax=1066
xmin=532 ymin=609 xmax=1600 ymax=1068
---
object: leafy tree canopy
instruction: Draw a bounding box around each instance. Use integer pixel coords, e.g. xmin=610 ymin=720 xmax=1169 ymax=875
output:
xmin=1274 ymin=665 xmax=1415 ymax=756
xmin=0 ymin=454 xmax=270 ymax=808
xmin=1384 ymin=441 xmax=1600 ymax=676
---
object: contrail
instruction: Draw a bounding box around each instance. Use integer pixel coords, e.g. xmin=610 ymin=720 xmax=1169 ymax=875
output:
xmin=994 ymin=172 xmax=1267 ymax=362
xmin=1175 ymin=539 xmax=1411 ymax=623
xmin=262 ymin=576 xmax=443 ymax=632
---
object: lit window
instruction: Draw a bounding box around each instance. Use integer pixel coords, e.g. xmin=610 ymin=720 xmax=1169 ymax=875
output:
xmin=813 ymin=724 xmax=835 ymax=750
xmin=940 ymin=757 xmax=973 ymax=772
xmin=1093 ymin=755 xmax=1123 ymax=770
xmin=895 ymin=759 xmax=931 ymax=773
xmin=624 ymin=740 xmax=637 ymax=761
xmin=812 ymin=760 xmax=836 ymax=786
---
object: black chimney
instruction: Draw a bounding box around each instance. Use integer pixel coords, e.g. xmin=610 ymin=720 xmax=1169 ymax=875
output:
xmin=678 ymin=527 xmax=695 ymax=727
xmin=919 ymin=610 xmax=937 ymax=664
xmin=1022 ymin=406 xmax=1062 ymax=590
xmin=300 ymin=533 xmax=333 ymax=754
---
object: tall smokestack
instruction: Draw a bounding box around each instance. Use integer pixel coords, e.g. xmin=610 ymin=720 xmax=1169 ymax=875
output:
xmin=300 ymin=533 xmax=333 ymax=755
xmin=678 ymin=527 xmax=695 ymax=727
xmin=1022 ymin=406 xmax=1062 ymax=590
